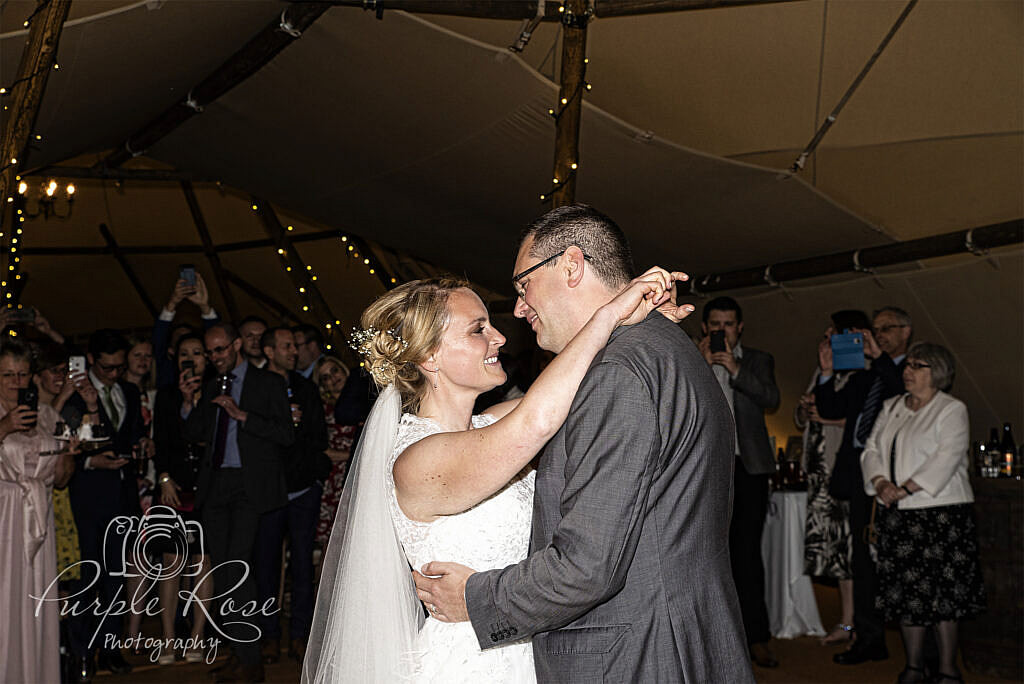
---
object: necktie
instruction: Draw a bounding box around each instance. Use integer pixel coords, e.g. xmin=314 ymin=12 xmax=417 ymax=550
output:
xmin=855 ymin=375 xmax=883 ymax=445
xmin=103 ymin=385 xmax=120 ymax=428
xmin=212 ymin=373 xmax=235 ymax=468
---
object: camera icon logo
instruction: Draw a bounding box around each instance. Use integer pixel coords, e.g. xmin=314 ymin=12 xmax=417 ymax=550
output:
xmin=103 ymin=505 xmax=206 ymax=580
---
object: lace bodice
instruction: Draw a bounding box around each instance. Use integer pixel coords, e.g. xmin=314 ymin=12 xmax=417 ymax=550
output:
xmin=387 ymin=413 xmax=534 ymax=574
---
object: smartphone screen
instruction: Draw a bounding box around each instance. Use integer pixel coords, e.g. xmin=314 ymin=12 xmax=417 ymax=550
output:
xmin=179 ymin=264 xmax=197 ymax=289
xmin=709 ymin=330 xmax=727 ymax=353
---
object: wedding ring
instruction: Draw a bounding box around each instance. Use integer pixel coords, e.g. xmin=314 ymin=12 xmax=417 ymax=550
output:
xmin=428 ymin=604 xmax=437 ymax=613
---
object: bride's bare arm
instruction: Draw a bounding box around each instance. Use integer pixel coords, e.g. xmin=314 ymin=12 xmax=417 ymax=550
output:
xmin=394 ymin=269 xmax=683 ymax=521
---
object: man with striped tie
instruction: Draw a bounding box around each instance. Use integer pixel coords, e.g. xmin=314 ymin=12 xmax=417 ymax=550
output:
xmin=816 ymin=306 xmax=913 ymax=666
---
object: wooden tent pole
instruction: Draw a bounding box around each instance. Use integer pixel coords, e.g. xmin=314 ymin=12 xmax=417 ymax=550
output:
xmin=253 ymin=197 xmax=343 ymax=342
xmin=327 ymin=0 xmax=799 ymax=20
xmin=97 ymin=2 xmax=329 ymax=170
xmin=221 ymin=269 xmax=302 ymax=324
xmin=0 ymin=0 xmax=72 ymax=299
xmin=98 ymin=223 xmax=158 ymax=317
xmin=550 ymin=0 xmax=589 ymax=208
xmin=181 ymin=182 xmax=240 ymax=321
xmin=689 ymin=219 xmax=1023 ymax=294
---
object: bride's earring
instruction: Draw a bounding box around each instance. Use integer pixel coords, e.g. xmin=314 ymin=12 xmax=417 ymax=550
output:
xmin=429 ymin=357 xmax=440 ymax=390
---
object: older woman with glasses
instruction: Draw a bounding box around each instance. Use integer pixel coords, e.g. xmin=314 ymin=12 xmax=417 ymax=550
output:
xmin=861 ymin=342 xmax=985 ymax=684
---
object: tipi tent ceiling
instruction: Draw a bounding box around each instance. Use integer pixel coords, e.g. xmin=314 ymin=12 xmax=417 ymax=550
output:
xmin=5 ymin=0 xmax=1019 ymax=294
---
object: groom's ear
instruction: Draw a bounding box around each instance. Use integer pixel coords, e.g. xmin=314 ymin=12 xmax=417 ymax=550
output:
xmin=564 ymin=246 xmax=587 ymax=289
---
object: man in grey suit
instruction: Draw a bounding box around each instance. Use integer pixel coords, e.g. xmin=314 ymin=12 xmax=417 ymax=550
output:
xmin=698 ymin=296 xmax=781 ymax=669
xmin=416 ymin=205 xmax=752 ymax=683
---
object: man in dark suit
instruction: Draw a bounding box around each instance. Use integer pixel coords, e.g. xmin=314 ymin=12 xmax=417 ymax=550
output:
xmin=416 ymin=205 xmax=753 ymax=682
xmin=65 ymin=329 xmax=147 ymax=678
xmin=181 ymin=322 xmax=294 ymax=683
xmin=699 ymin=296 xmax=781 ymax=669
xmin=815 ymin=306 xmax=912 ymax=665
xmin=253 ymin=327 xmax=329 ymax=665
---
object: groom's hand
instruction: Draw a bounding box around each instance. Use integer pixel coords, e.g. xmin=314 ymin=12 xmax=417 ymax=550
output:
xmin=413 ymin=561 xmax=475 ymax=623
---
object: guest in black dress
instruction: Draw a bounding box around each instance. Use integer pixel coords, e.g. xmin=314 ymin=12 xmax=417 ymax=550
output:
xmin=861 ymin=342 xmax=984 ymax=684
xmin=152 ymin=333 xmax=213 ymax=665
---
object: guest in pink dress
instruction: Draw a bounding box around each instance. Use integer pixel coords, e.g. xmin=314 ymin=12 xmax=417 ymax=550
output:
xmin=0 ymin=341 xmax=73 ymax=684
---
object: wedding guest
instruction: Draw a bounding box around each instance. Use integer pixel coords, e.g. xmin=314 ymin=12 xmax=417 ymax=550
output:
xmin=292 ymin=324 xmax=325 ymax=379
xmin=312 ymin=355 xmax=355 ymax=548
xmin=180 ymin=322 xmax=294 ymax=683
xmin=862 ymin=342 xmax=984 ymax=684
xmin=238 ymin=316 xmax=268 ymax=368
xmin=0 ymin=341 xmax=73 ymax=683
xmin=153 ymin=273 xmax=219 ymax=389
xmin=152 ymin=333 xmax=213 ymax=665
xmin=796 ymin=310 xmax=867 ymax=646
xmin=124 ymin=335 xmax=156 ymax=429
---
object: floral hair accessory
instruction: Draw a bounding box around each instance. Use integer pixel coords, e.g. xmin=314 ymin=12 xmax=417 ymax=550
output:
xmin=348 ymin=327 xmax=409 ymax=357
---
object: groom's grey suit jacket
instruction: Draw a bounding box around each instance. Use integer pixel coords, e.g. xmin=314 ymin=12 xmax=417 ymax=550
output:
xmin=465 ymin=312 xmax=753 ymax=683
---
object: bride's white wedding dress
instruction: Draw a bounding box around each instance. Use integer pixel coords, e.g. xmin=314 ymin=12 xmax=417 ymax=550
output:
xmin=387 ymin=413 xmax=536 ymax=683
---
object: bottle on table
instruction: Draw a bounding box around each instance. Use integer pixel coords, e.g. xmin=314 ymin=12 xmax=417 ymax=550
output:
xmin=987 ymin=428 xmax=1002 ymax=477
xmin=1001 ymin=423 xmax=1016 ymax=477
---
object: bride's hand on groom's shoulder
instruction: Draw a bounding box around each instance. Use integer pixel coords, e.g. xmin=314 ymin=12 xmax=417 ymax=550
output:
xmin=413 ymin=561 xmax=476 ymax=623
xmin=611 ymin=267 xmax=693 ymax=327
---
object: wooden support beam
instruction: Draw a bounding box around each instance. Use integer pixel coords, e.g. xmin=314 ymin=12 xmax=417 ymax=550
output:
xmin=181 ymin=181 xmax=239 ymax=321
xmin=323 ymin=0 xmax=798 ymax=20
xmin=98 ymin=223 xmax=158 ymax=317
xmin=97 ymin=3 xmax=329 ymax=170
xmin=550 ymin=0 xmax=589 ymax=207
xmin=690 ymin=219 xmax=1024 ymax=294
xmin=252 ymin=197 xmax=343 ymax=338
xmin=24 ymin=166 xmax=209 ymax=183
xmin=0 ymin=0 xmax=72 ymax=295
xmin=221 ymin=269 xmax=302 ymax=324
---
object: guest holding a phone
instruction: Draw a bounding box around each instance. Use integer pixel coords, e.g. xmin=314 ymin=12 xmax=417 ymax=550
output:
xmin=65 ymin=329 xmax=147 ymax=677
xmin=698 ymin=296 xmax=781 ymax=669
xmin=0 ymin=341 xmax=74 ymax=684
xmin=815 ymin=306 xmax=912 ymax=666
xmin=152 ymin=332 xmax=214 ymax=664
xmin=153 ymin=270 xmax=220 ymax=389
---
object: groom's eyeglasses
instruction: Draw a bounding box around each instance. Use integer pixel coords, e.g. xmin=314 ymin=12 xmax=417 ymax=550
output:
xmin=513 ymin=249 xmax=593 ymax=299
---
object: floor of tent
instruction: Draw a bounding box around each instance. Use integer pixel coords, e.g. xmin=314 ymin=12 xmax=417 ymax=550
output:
xmin=94 ymin=582 xmax=1013 ymax=684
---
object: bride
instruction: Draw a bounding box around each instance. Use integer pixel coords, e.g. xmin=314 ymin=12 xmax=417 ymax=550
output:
xmin=303 ymin=268 xmax=686 ymax=683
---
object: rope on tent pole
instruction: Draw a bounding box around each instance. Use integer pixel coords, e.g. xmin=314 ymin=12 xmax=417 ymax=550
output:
xmin=789 ymin=0 xmax=919 ymax=173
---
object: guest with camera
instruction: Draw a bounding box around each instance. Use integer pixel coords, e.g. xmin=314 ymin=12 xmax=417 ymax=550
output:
xmin=152 ymin=332 xmax=214 ymax=665
xmin=254 ymin=327 xmax=330 ymax=665
xmin=0 ymin=341 xmax=76 ymax=683
xmin=180 ymin=322 xmax=294 ymax=683
xmin=697 ymin=296 xmax=781 ymax=668
xmin=861 ymin=342 xmax=984 ymax=683
xmin=153 ymin=271 xmax=220 ymax=389
xmin=65 ymin=329 xmax=147 ymax=677
xmin=815 ymin=306 xmax=912 ymax=665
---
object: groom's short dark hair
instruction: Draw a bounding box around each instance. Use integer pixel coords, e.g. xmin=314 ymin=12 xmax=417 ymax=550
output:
xmin=517 ymin=204 xmax=634 ymax=289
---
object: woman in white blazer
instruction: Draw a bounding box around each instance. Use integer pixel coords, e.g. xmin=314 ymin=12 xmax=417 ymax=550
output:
xmin=861 ymin=342 xmax=985 ymax=684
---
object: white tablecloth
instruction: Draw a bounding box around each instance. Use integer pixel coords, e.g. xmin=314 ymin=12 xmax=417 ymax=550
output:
xmin=761 ymin=490 xmax=826 ymax=639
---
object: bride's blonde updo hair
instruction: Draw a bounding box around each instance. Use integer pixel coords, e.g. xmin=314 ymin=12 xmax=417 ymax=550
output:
xmin=353 ymin=276 xmax=470 ymax=412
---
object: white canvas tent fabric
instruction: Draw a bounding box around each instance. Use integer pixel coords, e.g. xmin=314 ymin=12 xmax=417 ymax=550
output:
xmin=1 ymin=0 xmax=1020 ymax=443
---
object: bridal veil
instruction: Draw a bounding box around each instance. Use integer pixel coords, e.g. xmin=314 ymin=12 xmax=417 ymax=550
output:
xmin=303 ymin=384 xmax=423 ymax=682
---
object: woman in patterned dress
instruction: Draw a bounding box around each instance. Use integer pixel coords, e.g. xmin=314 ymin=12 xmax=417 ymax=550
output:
xmin=861 ymin=342 xmax=985 ymax=684
xmin=313 ymin=355 xmax=356 ymax=547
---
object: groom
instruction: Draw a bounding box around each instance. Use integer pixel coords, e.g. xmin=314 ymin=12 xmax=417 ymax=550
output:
xmin=415 ymin=205 xmax=753 ymax=682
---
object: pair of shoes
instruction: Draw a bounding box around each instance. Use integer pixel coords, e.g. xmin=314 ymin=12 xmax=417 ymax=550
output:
xmin=821 ymin=623 xmax=855 ymax=645
xmin=96 ymin=650 xmax=133 ymax=675
xmin=260 ymin=639 xmax=281 ymax=665
xmin=935 ymin=671 xmax=965 ymax=683
xmin=749 ymin=642 xmax=779 ymax=668
xmin=71 ymin=654 xmax=95 ymax=683
xmin=287 ymin=638 xmax=307 ymax=663
xmin=896 ymin=665 xmax=927 ymax=683
xmin=214 ymin=662 xmax=266 ymax=683
xmin=833 ymin=641 xmax=889 ymax=665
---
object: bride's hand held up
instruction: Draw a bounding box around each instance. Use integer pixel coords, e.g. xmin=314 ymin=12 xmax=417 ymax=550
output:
xmin=605 ymin=267 xmax=692 ymax=328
